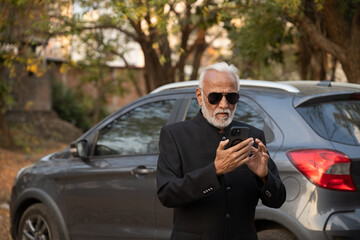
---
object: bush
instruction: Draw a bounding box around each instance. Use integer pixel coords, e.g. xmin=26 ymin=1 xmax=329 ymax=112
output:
xmin=51 ymin=80 xmax=107 ymax=131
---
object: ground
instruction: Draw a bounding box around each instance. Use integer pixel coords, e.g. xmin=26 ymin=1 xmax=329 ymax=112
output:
xmin=0 ymin=111 xmax=82 ymax=240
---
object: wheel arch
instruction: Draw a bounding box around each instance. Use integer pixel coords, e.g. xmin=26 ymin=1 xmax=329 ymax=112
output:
xmin=11 ymin=188 xmax=70 ymax=240
xmin=255 ymin=207 xmax=311 ymax=240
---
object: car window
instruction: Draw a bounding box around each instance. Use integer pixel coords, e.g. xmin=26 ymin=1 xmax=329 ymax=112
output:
xmin=185 ymin=98 xmax=265 ymax=132
xmin=297 ymin=100 xmax=360 ymax=145
xmin=94 ymin=99 xmax=176 ymax=156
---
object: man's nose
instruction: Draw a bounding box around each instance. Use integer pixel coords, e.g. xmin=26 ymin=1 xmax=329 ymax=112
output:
xmin=218 ymin=95 xmax=229 ymax=108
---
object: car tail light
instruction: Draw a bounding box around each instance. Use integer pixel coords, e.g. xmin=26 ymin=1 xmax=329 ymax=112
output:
xmin=349 ymin=92 xmax=360 ymax=100
xmin=287 ymin=149 xmax=356 ymax=191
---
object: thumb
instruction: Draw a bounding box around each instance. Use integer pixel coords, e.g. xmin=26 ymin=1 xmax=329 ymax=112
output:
xmin=218 ymin=139 xmax=229 ymax=150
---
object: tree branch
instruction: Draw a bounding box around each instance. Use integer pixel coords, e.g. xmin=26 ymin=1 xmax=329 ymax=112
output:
xmin=295 ymin=15 xmax=347 ymax=64
xmin=351 ymin=5 xmax=360 ymax=47
xmin=49 ymin=13 xmax=140 ymax=41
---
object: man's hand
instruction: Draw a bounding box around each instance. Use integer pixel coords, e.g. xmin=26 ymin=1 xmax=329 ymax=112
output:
xmin=247 ymin=139 xmax=269 ymax=183
xmin=214 ymin=138 xmax=254 ymax=175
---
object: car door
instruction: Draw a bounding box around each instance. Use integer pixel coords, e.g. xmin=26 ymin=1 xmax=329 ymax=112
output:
xmin=66 ymin=96 xmax=181 ymax=240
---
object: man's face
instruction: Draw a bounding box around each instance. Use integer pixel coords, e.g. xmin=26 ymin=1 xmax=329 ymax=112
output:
xmin=196 ymin=70 xmax=238 ymax=129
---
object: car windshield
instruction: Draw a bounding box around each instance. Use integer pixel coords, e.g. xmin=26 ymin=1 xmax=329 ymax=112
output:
xmin=297 ymin=100 xmax=360 ymax=145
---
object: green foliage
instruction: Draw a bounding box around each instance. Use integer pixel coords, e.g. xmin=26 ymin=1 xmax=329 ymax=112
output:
xmin=0 ymin=0 xmax=50 ymax=44
xmin=225 ymin=1 xmax=295 ymax=79
xmin=11 ymin=122 xmax=41 ymax=152
xmin=71 ymin=0 xmax=227 ymax=85
xmin=0 ymin=77 xmax=16 ymax=113
xmin=0 ymin=0 xmax=50 ymax=116
xmin=51 ymin=79 xmax=107 ymax=131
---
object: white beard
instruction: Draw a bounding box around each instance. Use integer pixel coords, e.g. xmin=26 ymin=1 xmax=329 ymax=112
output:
xmin=201 ymin=94 xmax=236 ymax=129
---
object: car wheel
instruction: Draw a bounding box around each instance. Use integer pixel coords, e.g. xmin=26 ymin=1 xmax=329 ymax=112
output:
xmin=17 ymin=203 xmax=61 ymax=240
xmin=257 ymin=228 xmax=297 ymax=240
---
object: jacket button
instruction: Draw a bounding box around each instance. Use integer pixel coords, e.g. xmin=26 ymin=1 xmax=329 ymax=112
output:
xmin=225 ymin=213 xmax=231 ymax=219
xmin=226 ymin=187 xmax=231 ymax=192
xmin=265 ymin=190 xmax=272 ymax=198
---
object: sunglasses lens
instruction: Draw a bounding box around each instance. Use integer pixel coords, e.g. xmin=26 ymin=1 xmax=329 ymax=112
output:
xmin=226 ymin=93 xmax=239 ymax=104
xmin=205 ymin=91 xmax=239 ymax=105
xmin=208 ymin=93 xmax=223 ymax=104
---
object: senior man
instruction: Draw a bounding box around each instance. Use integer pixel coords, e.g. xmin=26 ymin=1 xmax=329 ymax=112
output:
xmin=156 ymin=62 xmax=286 ymax=240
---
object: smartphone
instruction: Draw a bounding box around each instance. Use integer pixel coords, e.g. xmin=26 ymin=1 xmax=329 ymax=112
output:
xmin=228 ymin=126 xmax=250 ymax=147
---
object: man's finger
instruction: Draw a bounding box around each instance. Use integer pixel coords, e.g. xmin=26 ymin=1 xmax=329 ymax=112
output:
xmin=256 ymin=139 xmax=267 ymax=153
xmin=231 ymin=138 xmax=254 ymax=151
xmin=233 ymin=143 xmax=252 ymax=158
xmin=234 ymin=157 xmax=250 ymax=169
xmin=218 ymin=139 xmax=229 ymax=150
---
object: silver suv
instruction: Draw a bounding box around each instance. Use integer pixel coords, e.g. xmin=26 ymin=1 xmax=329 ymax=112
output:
xmin=10 ymin=80 xmax=360 ymax=240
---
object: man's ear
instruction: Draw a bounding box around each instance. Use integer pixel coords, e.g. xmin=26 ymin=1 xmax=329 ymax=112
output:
xmin=196 ymin=88 xmax=203 ymax=107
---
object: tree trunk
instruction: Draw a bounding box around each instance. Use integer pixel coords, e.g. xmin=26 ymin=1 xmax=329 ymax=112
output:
xmin=141 ymin=42 xmax=173 ymax=93
xmin=296 ymin=0 xmax=360 ymax=83
xmin=93 ymin=70 xmax=104 ymax=125
xmin=0 ymin=67 xmax=15 ymax=148
xmin=309 ymin=46 xmax=327 ymax=80
xmin=0 ymin=108 xmax=14 ymax=149
xmin=341 ymin=50 xmax=360 ymax=84
xmin=321 ymin=0 xmax=360 ymax=83
xmin=191 ymin=29 xmax=207 ymax=80
xmin=339 ymin=6 xmax=360 ymax=83
xmin=297 ymin=0 xmax=327 ymax=80
xmin=298 ymin=33 xmax=311 ymax=80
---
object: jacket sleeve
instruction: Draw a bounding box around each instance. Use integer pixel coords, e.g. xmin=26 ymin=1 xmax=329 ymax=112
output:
xmin=156 ymin=126 xmax=221 ymax=208
xmin=257 ymin=131 xmax=286 ymax=208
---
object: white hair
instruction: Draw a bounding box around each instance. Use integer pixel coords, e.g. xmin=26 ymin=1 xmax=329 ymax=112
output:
xmin=199 ymin=62 xmax=240 ymax=90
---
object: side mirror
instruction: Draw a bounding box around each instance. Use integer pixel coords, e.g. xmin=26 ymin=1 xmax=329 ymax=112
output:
xmin=70 ymin=140 xmax=88 ymax=159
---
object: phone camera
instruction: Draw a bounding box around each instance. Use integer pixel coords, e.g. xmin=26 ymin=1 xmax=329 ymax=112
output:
xmin=231 ymin=129 xmax=240 ymax=136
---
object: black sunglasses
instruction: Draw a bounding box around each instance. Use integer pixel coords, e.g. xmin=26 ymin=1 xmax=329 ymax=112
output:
xmin=200 ymin=89 xmax=239 ymax=105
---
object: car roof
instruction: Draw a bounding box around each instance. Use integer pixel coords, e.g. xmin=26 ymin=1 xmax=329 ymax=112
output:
xmin=151 ymin=80 xmax=360 ymax=108
xmin=284 ymin=80 xmax=360 ymax=95
xmin=285 ymin=81 xmax=360 ymax=107
xmin=151 ymin=80 xmax=300 ymax=94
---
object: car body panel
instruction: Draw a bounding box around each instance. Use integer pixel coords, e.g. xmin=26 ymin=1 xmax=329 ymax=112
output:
xmin=66 ymin=154 xmax=158 ymax=239
xmin=330 ymin=142 xmax=360 ymax=190
xmin=10 ymin=157 xmax=71 ymax=240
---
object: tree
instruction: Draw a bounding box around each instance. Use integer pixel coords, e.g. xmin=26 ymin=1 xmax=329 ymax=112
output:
xmin=0 ymin=0 xmax=50 ymax=148
xmin=284 ymin=0 xmax=360 ymax=83
xmin=295 ymin=0 xmax=328 ymax=80
xmin=224 ymin=1 xmax=295 ymax=80
xmin=226 ymin=0 xmax=360 ymax=83
xmin=73 ymin=29 xmax=129 ymax=125
xmin=63 ymin=0 xmax=229 ymax=93
xmin=0 ymin=65 xmax=16 ymax=148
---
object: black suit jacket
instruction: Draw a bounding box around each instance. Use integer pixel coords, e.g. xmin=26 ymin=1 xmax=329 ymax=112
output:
xmin=157 ymin=111 xmax=286 ymax=240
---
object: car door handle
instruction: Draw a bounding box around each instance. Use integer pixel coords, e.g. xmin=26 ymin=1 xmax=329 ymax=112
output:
xmin=131 ymin=166 xmax=155 ymax=175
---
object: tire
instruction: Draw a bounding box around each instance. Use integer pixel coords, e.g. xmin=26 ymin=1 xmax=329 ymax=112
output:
xmin=17 ymin=203 xmax=61 ymax=240
xmin=257 ymin=228 xmax=297 ymax=240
